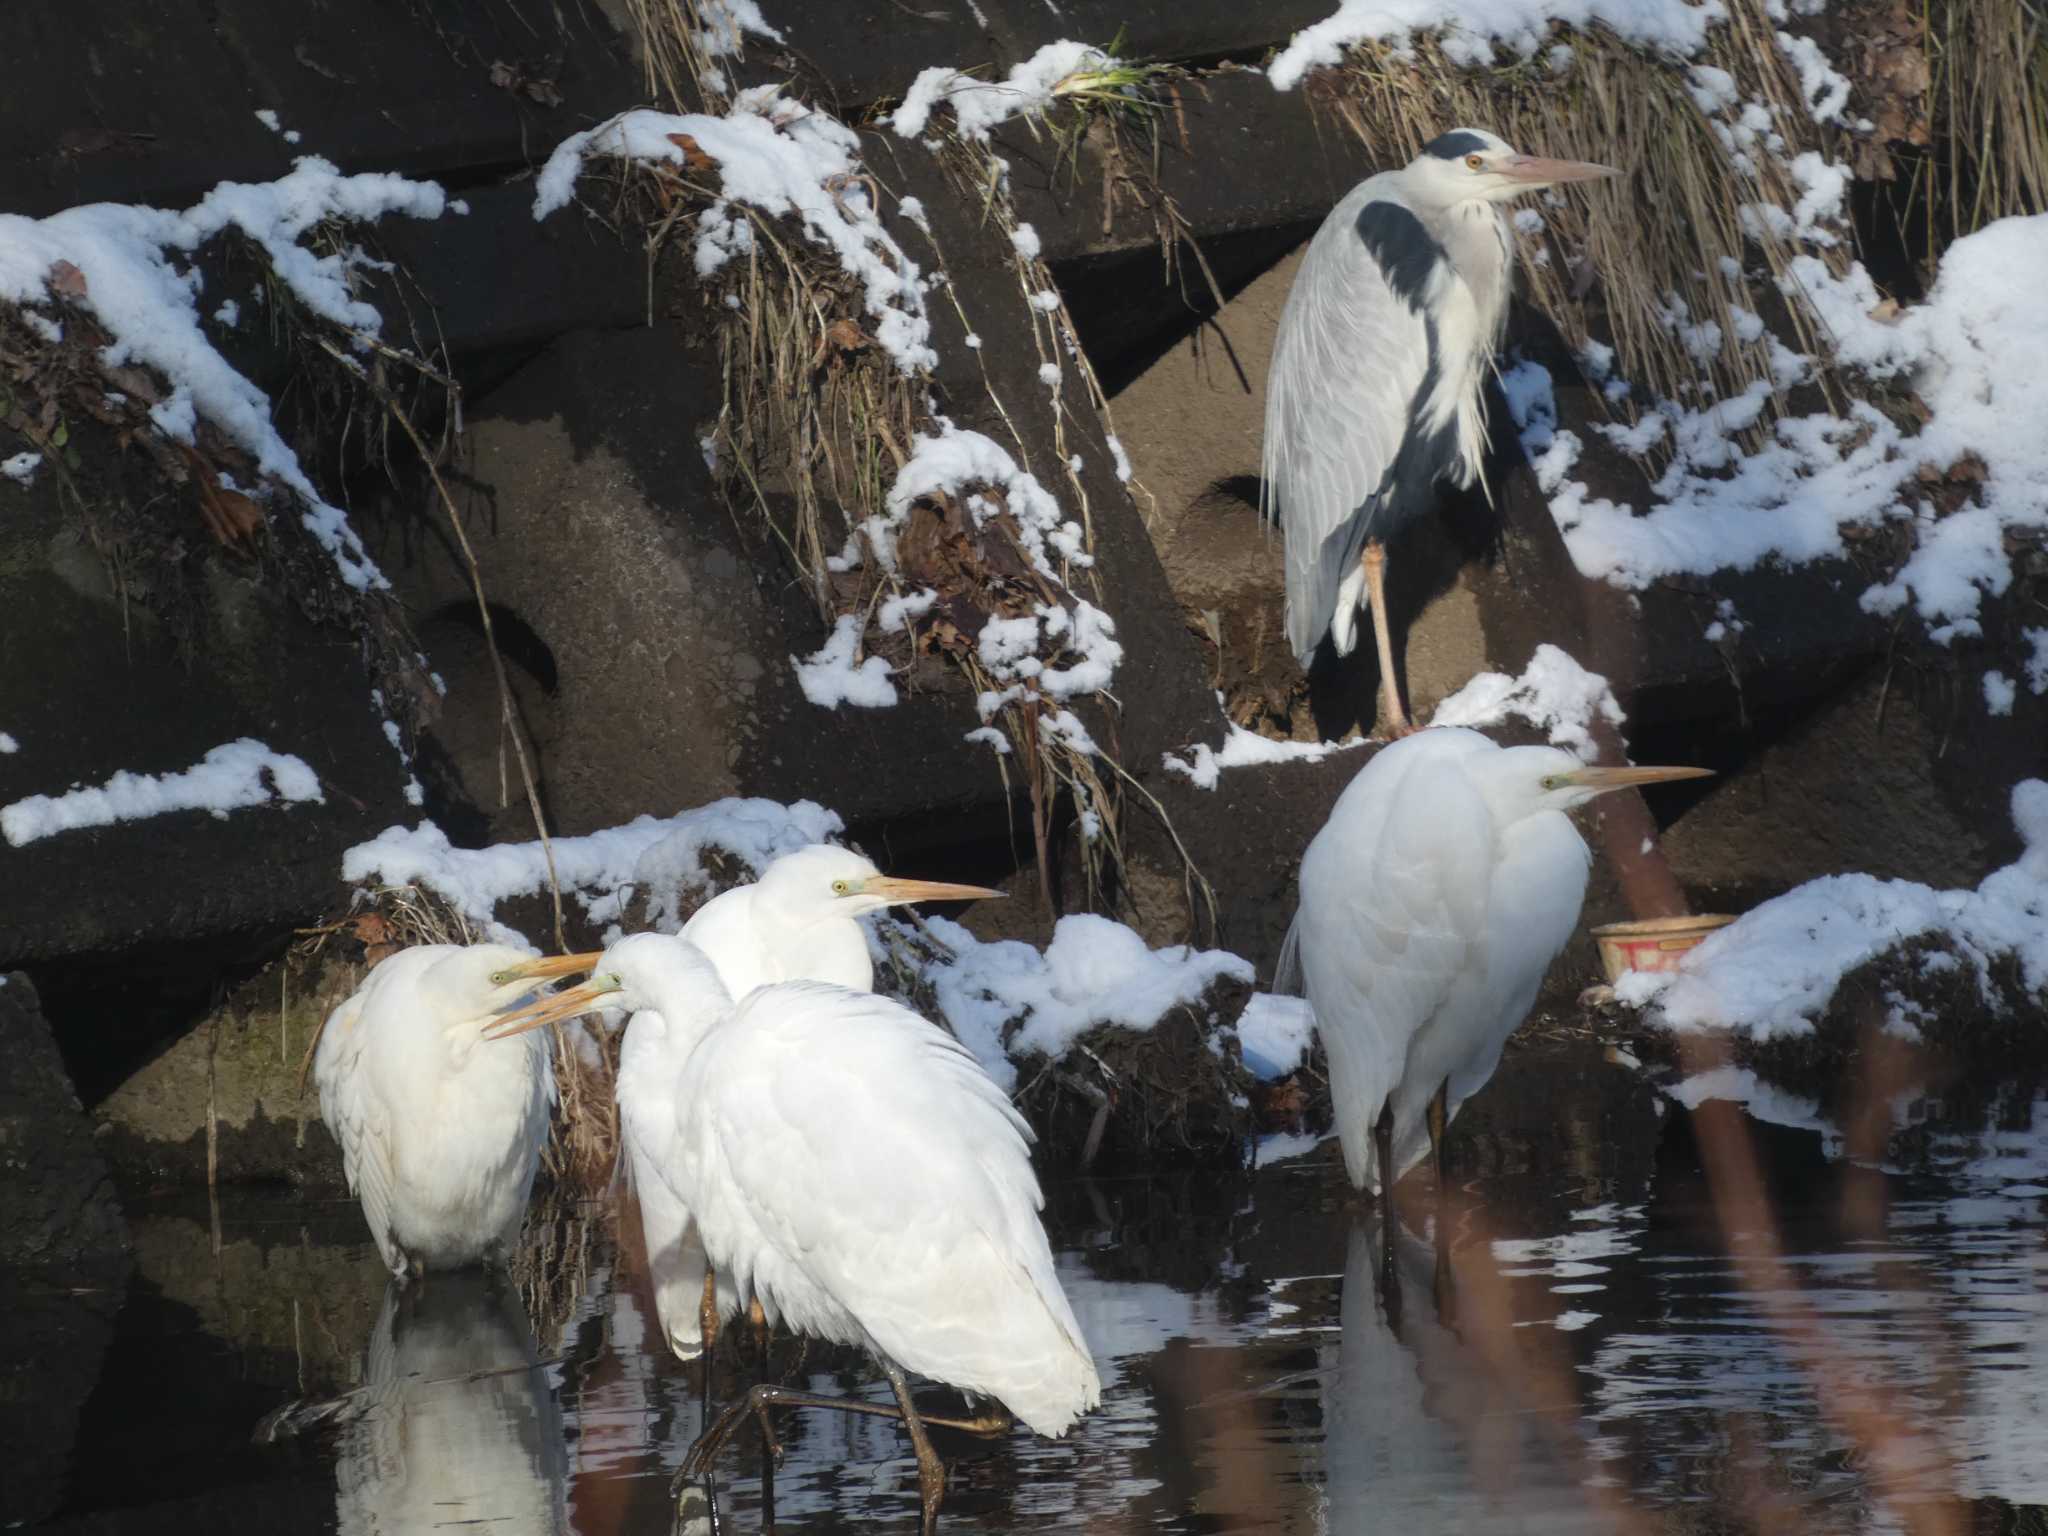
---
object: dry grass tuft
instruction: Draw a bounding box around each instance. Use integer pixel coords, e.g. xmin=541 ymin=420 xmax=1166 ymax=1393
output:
xmin=1913 ymin=0 xmax=2048 ymax=260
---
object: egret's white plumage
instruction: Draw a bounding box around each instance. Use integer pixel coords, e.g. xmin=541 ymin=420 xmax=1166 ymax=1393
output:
xmin=612 ymin=845 xmax=1002 ymax=1360
xmin=313 ymin=944 xmax=556 ymax=1277
xmin=492 ymin=932 xmax=1101 ymax=1441
xmin=1282 ymin=729 xmax=1707 ymax=1193
xmin=1263 ymin=129 xmax=1615 ymax=728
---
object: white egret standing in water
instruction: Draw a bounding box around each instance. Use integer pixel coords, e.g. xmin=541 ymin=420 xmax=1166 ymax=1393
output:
xmin=314 ymin=943 xmax=582 ymax=1278
xmin=1282 ymin=729 xmax=1709 ymax=1204
xmin=486 ymin=932 xmax=1100 ymax=1535
xmin=611 ymin=845 xmax=1004 ymax=1363
xmin=1263 ymin=129 xmax=1617 ymax=732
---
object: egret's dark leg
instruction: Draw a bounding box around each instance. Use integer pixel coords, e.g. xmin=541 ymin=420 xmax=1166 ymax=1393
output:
xmin=1373 ymin=1094 xmax=1401 ymax=1329
xmin=1360 ymin=540 xmax=1415 ymax=737
xmin=749 ymin=1296 xmax=771 ymax=1372
xmin=1426 ymin=1078 xmax=1458 ymax=1324
xmin=699 ymin=1269 xmax=722 ymax=1354
xmin=697 ymin=1269 xmax=720 ymax=1422
xmin=680 ymin=1382 xmax=1010 ymax=1483
xmin=1425 ymin=1078 xmax=1450 ymax=1194
xmin=884 ymin=1359 xmax=948 ymax=1536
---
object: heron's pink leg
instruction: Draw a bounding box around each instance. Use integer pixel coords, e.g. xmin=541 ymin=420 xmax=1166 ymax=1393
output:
xmin=1361 ymin=541 xmax=1415 ymax=737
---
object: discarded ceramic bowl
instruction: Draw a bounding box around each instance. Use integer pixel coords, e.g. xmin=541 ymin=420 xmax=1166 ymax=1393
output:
xmin=1590 ymin=915 xmax=1735 ymax=983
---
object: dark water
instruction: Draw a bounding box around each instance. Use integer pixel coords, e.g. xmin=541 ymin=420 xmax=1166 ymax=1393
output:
xmin=23 ymin=1047 xmax=2048 ymax=1535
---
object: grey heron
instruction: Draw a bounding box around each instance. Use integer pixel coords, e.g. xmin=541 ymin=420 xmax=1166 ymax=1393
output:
xmin=1262 ymin=128 xmax=1617 ymax=734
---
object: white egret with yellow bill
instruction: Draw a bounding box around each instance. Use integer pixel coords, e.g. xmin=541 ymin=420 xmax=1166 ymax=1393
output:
xmin=485 ymin=931 xmax=1099 ymax=1535
xmin=603 ymin=845 xmax=1004 ymax=1363
xmin=1281 ymin=728 xmax=1712 ymax=1201
xmin=313 ymin=942 xmax=587 ymax=1278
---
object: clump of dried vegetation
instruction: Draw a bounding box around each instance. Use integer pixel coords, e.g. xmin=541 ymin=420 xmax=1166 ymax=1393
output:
xmin=586 ymin=4 xmax=1215 ymax=929
xmin=0 ymin=229 xmax=452 ymax=720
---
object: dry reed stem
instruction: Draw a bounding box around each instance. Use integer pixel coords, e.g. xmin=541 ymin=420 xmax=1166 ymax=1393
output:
xmin=317 ymin=336 xmax=570 ymax=955
xmin=1917 ymin=0 xmax=2048 ymax=264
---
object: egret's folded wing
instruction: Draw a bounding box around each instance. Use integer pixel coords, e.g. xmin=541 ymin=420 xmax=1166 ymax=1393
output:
xmin=314 ymin=989 xmax=402 ymax=1275
xmin=686 ymin=985 xmax=1099 ymax=1435
xmin=1263 ymin=183 xmax=1439 ymax=662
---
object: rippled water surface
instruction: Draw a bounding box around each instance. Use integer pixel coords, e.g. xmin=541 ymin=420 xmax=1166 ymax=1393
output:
xmin=28 ymin=1049 xmax=2048 ymax=1535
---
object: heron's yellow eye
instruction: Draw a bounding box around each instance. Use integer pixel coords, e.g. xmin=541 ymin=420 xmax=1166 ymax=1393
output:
xmin=1540 ymin=775 xmax=1563 ymax=791
xmin=831 ymin=879 xmax=850 ymax=895
xmin=1466 ymin=153 xmax=1484 ymax=170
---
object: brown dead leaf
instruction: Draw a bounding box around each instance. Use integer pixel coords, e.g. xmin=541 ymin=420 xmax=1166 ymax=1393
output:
xmin=667 ymin=133 xmax=717 ymax=173
xmin=194 ymin=479 xmax=262 ymax=548
xmin=47 ymin=260 xmax=87 ymax=300
xmin=96 ymin=361 xmax=162 ymax=405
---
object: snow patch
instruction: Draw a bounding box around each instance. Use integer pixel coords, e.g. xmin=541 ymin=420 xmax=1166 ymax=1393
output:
xmin=1620 ymin=779 xmax=2048 ymax=1037
xmin=794 ymin=613 xmax=898 ymax=708
xmin=889 ymin=41 xmax=1108 ymax=142
xmin=342 ymin=797 xmax=842 ymax=946
xmin=2 ymin=739 xmax=323 ymax=847
xmin=1269 ymin=0 xmax=1726 ymax=90
xmin=533 ymin=93 xmax=935 ymax=375
xmin=1430 ymin=643 xmax=1625 ymax=758
xmin=1163 ymin=719 xmax=1368 ymax=791
xmin=1236 ymin=993 xmax=1316 ymax=1080
xmin=0 ymin=159 xmax=453 ymax=591
xmin=912 ymin=912 xmax=1254 ymax=1091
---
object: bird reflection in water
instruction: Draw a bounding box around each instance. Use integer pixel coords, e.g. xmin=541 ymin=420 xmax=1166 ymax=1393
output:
xmin=311 ymin=1273 xmax=570 ymax=1536
xmin=1324 ymin=1216 xmax=1611 ymax=1536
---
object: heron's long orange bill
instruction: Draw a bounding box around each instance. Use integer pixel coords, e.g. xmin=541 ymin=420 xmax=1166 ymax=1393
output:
xmin=1504 ymin=155 xmax=1619 ymax=186
xmin=483 ymin=975 xmax=623 ymax=1041
xmin=1564 ymin=764 xmax=1715 ymax=793
xmin=490 ymin=951 xmax=605 ymax=986
xmin=863 ymin=876 xmax=1006 ymax=905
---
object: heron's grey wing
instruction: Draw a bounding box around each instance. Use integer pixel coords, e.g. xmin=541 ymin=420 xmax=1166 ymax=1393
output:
xmin=1263 ymin=187 xmax=1443 ymax=663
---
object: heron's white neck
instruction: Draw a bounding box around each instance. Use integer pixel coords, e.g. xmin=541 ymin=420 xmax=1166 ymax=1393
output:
xmin=1419 ymin=201 xmax=1513 ymax=490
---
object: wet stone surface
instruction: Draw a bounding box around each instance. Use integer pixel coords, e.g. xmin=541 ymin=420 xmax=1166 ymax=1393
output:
xmin=21 ymin=1035 xmax=2048 ymax=1535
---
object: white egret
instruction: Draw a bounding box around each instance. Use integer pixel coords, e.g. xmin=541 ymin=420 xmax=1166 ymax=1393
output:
xmin=1263 ymin=129 xmax=1616 ymax=732
xmin=1281 ymin=729 xmax=1709 ymax=1201
xmin=313 ymin=943 xmax=583 ymax=1278
xmin=616 ymin=845 xmax=1002 ymax=1363
xmin=485 ymin=932 xmax=1100 ymax=1534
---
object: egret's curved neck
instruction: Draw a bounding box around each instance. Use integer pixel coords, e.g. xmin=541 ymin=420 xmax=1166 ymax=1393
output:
xmin=744 ymin=888 xmax=873 ymax=991
xmin=627 ymin=953 xmax=733 ymax=1060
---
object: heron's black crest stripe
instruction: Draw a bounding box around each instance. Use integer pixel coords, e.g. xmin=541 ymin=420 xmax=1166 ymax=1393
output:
xmin=1422 ymin=130 xmax=1489 ymax=161
xmin=1354 ymin=199 xmax=1446 ymax=310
